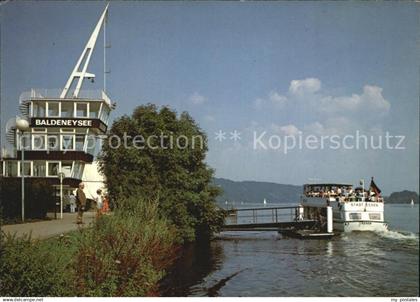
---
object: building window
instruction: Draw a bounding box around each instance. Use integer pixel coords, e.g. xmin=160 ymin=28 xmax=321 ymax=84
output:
xmin=62 ymin=135 xmax=74 ymax=150
xmin=60 ymin=128 xmax=75 ymax=133
xmin=33 ymin=135 xmax=46 ymax=150
xmin=86 ymin=136 xmax=96 ymax=155
xmin=100 ymin=106 xmax=110 ymax=123
xmin=5 ymin=161 xmax=18 ymax=177
xmin=75 ymin=135 xmax=85 ymax=151
xmin=19 ymin=161 xmax=32 ymax=177
xmin=75 ymin=103 xmax=88 ymax=117
xmin=47 ymin=102 xmax=60 ymax=117
xmin=32 ymin=128 xmax=47 ymax=133
xmin=32 ymin=102 xmax=46 ymax=117
xmin=33 ymin=161 xmax=46 ymax=177
xmin=90 ymin=102 xmax=100 ymax=118
xmin=61 ymin=102 xmax=74 ymax=118
xmin=47 ymin=162 xmax=60 ymax=176
xmin=72 ymin=162 xmax=84 ymax=179
xmin=61 ymin=162 xmax=73 ymax=178
xmin=47 ymin=135 xmax=60 ymax=151
xmin=19 ymin=133 xmax=31 ymax=150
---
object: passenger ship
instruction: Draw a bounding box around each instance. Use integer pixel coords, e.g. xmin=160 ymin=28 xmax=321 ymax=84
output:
xmin=300 ymin=179 xmax=388 ymax=232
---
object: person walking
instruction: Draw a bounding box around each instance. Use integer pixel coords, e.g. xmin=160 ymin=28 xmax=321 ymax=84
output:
xmin=101 ymin=194 xmax=110 ymax=214
xmin=76 ymin=182 xmax=87 ymax=224
xmin=69 ymin=192 xmax=77 ymax=213
xmin=95 ymin=189 xmax=103 ymax=219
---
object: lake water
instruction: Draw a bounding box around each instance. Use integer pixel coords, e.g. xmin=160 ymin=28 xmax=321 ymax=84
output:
xmin=161 ymin=203 xmax=419 ymax=297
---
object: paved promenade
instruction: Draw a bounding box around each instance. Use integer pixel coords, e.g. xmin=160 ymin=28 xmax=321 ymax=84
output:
xmin=1 ymin=211 xmax=95 ymax=240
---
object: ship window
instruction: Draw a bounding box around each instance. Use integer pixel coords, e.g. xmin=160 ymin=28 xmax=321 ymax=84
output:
xmin=61 ymin=102 xmax=74 ymax=118
xmin=62 ymin=135 xmax=74 ymax=150
xmin=5 ymin=161 xmax=18 ymax=177
xmin=369 ymin=213 xmax=381 ymax=220
xmin=33 ymin=102 xmax=46 ymax=117
xmin=90 ymin=102 xmax=100 ymax=118
xmin=47 ymin=162 xmax=60 ymax=176
xmin=33 ymin=161 xmax=46 ymax=177
xmin=47 ymin=135 xmax=60 ymax=151
xmin=47 ymin=102 xmax=60 ymax=117
xmin=349 ymin=213 xmax=362 ymax=220
xmin=33 ymin=135 xmax=46 ymax=150
xmin=75 ymin=103 xmax=88 ymax=117
xmin=61 ymin=162 xmax=73 ymax=178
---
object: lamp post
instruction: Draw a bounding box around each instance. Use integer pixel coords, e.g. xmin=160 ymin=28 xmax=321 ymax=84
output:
xmin=16 ymin=117 xmax=30 ymax=222
xmin=58 ymin=171 xmax=65 ymax=219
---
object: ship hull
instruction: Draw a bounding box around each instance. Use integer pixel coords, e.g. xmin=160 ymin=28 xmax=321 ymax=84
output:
xmin=301 ymin=196 xmax=388 ymax=233
xmin=333 ymin=220 xmax=388 ymax=232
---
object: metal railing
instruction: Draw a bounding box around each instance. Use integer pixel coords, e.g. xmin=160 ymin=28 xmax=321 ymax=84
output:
xmin=19 ymin=89 xmax=112 ymax=105
xmin=224 ymin=206 xmax=301 ymax=226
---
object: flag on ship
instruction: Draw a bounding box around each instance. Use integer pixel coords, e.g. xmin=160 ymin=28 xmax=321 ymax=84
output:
xmin=369 ymin=177 xmax=381 ymax=196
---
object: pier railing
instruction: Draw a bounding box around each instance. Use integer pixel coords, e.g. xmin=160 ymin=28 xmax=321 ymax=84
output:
xmin=225 ymin=206 xmax=301 ymax=226
xmin=223 ymin=205 xmax=333 ymax=234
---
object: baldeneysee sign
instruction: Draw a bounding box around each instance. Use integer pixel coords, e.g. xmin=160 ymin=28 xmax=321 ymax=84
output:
xmin=30 ymin=118 xmax=107 ymax=133
xmin=32 ymin=118 xmax=93 ymax=127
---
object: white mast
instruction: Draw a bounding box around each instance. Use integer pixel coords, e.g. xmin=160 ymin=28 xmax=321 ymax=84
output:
xmin=60 ymin=3 xmax=109 ymax=99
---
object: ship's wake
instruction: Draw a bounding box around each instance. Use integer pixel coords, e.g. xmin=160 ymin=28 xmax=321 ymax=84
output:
xmin=376 ymin=229 xmax=418 ymax=241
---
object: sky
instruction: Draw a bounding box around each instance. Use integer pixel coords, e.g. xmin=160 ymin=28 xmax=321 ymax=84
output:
xmin=1 ymin=1 xmax=419 ymax=194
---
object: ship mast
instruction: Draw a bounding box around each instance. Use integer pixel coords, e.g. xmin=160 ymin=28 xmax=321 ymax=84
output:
xmin=60 ymin=3 xmax=109 ymax=99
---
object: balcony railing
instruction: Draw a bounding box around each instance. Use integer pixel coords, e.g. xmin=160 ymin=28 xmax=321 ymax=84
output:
xmin=19 ymin=89 xmax=112 ymax=106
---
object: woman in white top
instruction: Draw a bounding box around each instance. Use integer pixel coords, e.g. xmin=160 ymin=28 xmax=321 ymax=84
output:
xmin=95 ymin=189 xmax=104 ymax=218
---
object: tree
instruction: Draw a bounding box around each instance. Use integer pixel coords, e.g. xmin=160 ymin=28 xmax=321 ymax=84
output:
xmin=99 ymin=104 xmax=224 ymax=242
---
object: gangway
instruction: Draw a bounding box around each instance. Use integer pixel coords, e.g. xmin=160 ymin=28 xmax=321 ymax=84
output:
xmin=222 ymin=205 xmax=334 ymax=238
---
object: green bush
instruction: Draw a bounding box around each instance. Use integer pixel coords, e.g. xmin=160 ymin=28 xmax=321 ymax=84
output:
xmin=72 ymin=198 xmax=177 ymax=296
xmin=0 ymin=197 xmax=177 ymax=297
xmin=99 ymin=104 xmax=225 ymax=242
xmin=0 ymin=177 xmax=55 ymax=220
xmin=0 ymin=233 xmax=74 ymax=296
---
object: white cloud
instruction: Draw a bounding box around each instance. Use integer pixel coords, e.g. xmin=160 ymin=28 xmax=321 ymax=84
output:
xmin=189 ymin=92 xmax=207 ymax=105
xmin=254 ymin=91 xmax=287 ymax=109
xmin=253 ymin=78 xmax=390 ymax=137
xmin=289 ymin=78 xmax=321 ymax=96
xmin=256 ymin=79 xmax=389 ymax=116
xmin=269 ymin=91 xmax=288 ymax=106
xmin=304 ymin=117 xmax=387 ymax=137
xmin=271 ymin=123 xmax=301 ymax=136
xmin=320 ymin=85 xmax=390 ymax=114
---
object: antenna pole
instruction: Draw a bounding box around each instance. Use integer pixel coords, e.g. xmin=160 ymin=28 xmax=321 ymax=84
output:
xmin=103 ymin=8 xmax=107 ymax=93
xmin=60 ymin=3 xmax=109 ymax=99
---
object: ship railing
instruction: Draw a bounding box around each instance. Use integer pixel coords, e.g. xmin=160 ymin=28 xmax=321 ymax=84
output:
xmin=19 ymin=89 xmax=112 ymax=105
